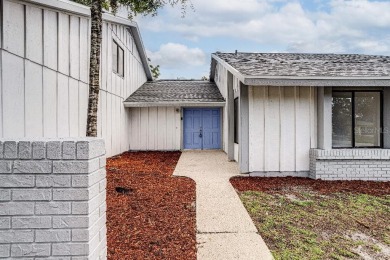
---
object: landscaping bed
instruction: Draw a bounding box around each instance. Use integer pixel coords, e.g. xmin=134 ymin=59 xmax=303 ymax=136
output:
xmin=106 ymin=151 xmax=196 ymax=260
xmin=230 ymin=177 xmax=390 ymax=260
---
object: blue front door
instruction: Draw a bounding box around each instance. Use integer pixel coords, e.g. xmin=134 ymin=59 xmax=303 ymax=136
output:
xmin=183 ymin=108 xmax=221 ymax=150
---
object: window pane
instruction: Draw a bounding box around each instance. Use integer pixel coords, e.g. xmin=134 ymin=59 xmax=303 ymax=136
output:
xmin=355 ymin=92 xmax=381 ymax=147
xmin=112 ymin=41 xmax=118 ymax=73
xmin=118 ymin=46 xmax=124 ymax=76
xmin=332 ymin=92 xmax=353 ymax=147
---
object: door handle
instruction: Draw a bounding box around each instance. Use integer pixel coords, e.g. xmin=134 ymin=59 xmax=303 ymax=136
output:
xmin=199 ymin=128 xmax=203 ymax=138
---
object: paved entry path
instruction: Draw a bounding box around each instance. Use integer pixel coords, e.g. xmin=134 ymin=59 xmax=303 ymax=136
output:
xmin=173 ymin=151 xmax=273 ymax=260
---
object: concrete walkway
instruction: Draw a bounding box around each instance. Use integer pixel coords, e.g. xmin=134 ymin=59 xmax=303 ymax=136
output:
xmin=173 ymin=150 xmax=273 ymax=260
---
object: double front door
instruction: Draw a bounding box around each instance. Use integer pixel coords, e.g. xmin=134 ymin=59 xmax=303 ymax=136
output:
xmin=183 ymin=108 xmax=221 ymax=150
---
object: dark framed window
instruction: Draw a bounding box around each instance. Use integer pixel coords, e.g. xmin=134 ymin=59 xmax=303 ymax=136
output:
xmin=112 ymin=40 xmax=124 ymax=77
xmin=332 ymin=90 xmax=382 ymax=148
xmin=234 ymin=98 xmax=239 ymax=144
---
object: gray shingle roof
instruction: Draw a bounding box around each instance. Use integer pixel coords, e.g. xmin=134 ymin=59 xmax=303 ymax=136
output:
xmin=214 ymin=52 xmax=390 ymax=77
xmin=124 ymin=80 xmax=225 ymax=103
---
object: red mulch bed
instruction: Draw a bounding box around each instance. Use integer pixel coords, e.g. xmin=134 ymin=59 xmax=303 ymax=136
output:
xmin=230 ymin=177 xmax=390 ymax=197
xmin=106 ymin=151 xmax=196 ymax=260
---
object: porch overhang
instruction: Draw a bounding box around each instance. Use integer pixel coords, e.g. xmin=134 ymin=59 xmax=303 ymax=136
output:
xmin=124 ymin=101 xmax=225 ymax=108
xmin=124 ymin=80 xmax=226 ymax=108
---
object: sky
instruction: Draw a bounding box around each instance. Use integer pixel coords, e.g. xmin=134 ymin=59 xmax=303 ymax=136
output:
xmin=134 ymin=0 xmax=390 ymax=79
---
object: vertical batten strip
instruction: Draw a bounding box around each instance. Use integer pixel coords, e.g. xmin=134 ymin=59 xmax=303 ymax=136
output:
xmin=264 ymin=86 xmax=268 ymax=171
xmin=294 ymin=86 xmax=298 ymax=172
xmin=0 ymin=50 xmax=3 ymax=138
xmin=309 ymin=86 xmax=312 ymax=148
xmin=0 ymin=0 xmax=3 ymax=48
xmin=41 ymin=8 xmax=45 ymax=137
xmin=0 ymin=0 xmax=3 ymax=137
xmin=23 ymin=4 xmax=26 ymax=137
xmin=279 ymin=86 xmax=282 ymax=172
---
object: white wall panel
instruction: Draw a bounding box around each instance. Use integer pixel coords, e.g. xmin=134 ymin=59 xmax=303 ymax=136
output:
xmin=157 ymin=108 xmax=167 ymax=150
xmin=25 ymin=61 xmax=43 ymax=137
xmin=113 ymin=97 xmax=120 ymax=155
xmin=57 ymin=74 xmax=69 ymax=137
xmin=280 ymin=87 xmax=296 ymax=171
xmin=106 ymin=29 xmax=112 ymax=93
xmin=43 ymin=68 xmax=57 ymax=137
xmin=69 ymin=16 xmax=80 ymax=79
xmin=69 ymin=78 xmax=79 ymax=137
xmin=264 ymin=87 xmax=281 ymax=171
xmin=249 ymin=86 xmax=317 ymax=172
xmin=78 ymin=82 xmax=88 ymax=137
xmin=310 ymin=88 xmax=317 ymax=148
xmin=100 ymin=23 xmax=107 ymax=91
xmin=105 ymin=94 xmax=112 ymax=156
xmin=2 ymin=52 xmax=24 ymax=137
xmin=58 ymin=13 xmax=69 ymax=75
xmin=140 ymin=108 xmax=148 ymax=148
xmin=79 ymin=18 xmax=89 ymax=83
xmin=129 ymin=108 xmax=140 ymax=150
xmin=26 ymin=6 xmax=43 ymax=64
xmin=0 ymin=52 xmax=2 ymax=137
xmin=0 ymin=1 xmax=148 ymax=157
xmin=166 ymin=108 xmax=175 ymax=149
xmin=121 ymin=104 xmax=128 ymax=152
xmin=249 ymin=86 xmax=265 ymax=172
xmin=128 ymin=107 xmax=181 ymax=150
xmin=296 ymin=87 xmax=312 ymax=171
xmin=99 ymin=91 xmax=107 ymax=141
xmin=3 ymin=1 xmax=24 ymax=57
xmin=43 ymin=9 xmax=58 ymax=70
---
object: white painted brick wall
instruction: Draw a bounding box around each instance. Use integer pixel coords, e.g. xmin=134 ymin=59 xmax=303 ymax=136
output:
xmin=310 ymin=149 xmax=390 ymax=181
xmin=0 ymin=138 xmax=107 ymax=259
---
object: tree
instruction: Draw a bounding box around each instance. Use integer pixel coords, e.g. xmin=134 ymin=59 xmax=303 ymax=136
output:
xmin=73 ymin=0 xmax=189 ymax=136
xmin=148 ymin=58 xmax=160 ymax=79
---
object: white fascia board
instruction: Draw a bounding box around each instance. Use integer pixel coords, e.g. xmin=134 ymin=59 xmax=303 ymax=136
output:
xmin=124 ymin=101 xmax=225 ymax=108
xmin=102 ymin=13 xmax=137 ymax=27
xmin=243 ymin=75 xmax=390 ymax=80
xmin=128 ymin=25 xmax=153 ymax=81
xmin=244 ymin=78 xmax=390 ymax=87
xmin=211 ymin=54 xmax=246 ymax=83
xmin=21 ymin=0 xmax=90 ymax=16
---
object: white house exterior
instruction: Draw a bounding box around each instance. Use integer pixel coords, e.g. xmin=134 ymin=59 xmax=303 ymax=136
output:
xmin=1 ymin=0 xmax=390 ymax=181
xmin=124 ymin=52 xmax=390 ymax=181
xmin=0 ymin=0 xmax=152 ymax=157
xmin=211 ymin=52 xmax=390 ymax=180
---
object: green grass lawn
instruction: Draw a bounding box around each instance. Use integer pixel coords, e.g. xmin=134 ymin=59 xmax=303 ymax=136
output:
xmin=239 ymin=187 xmax=390 ymax=260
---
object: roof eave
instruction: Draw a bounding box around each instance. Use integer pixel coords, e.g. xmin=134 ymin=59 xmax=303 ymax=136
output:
xmin=123 ymin=101 xmax=225 ymax=108
xmin=212 ymin=54 xmax=390 ymax=87
xmin=244 ymin=78 xmax=390 ymax=87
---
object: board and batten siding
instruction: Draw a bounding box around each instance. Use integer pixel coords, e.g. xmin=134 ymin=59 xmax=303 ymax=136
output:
xmin=128 ymin=107 xmax=182 ymax=150
xmin=214 ymin=61 xmax=234 ymax=154
xmin=248 ymin=86 xmax=317 ymax=173
xmin=0 ymin=0 xmax=147 ymax=157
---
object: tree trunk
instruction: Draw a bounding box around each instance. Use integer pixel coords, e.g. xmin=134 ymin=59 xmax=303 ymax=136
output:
xmin=86 ymin=0 xmax=103 ymax=137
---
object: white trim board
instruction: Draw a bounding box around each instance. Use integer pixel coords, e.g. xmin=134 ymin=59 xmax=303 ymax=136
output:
xmin=124 ymin=101 xmax=226 ymax=107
